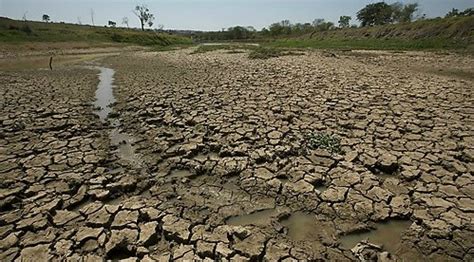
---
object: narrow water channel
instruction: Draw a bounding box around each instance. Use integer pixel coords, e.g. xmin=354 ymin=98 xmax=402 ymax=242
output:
xmin=93 ymin=66 xmax=142 ymax=168
xmin=94 ymin=67 xmax=116 ymax=122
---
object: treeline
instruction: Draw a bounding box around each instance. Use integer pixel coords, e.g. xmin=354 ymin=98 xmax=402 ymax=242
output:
xmin=194 ymin=2 xmax=473 ymax=41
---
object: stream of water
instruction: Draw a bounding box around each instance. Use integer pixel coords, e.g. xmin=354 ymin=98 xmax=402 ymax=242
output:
xmin=93 ymin=66 xmax=142 ymax=167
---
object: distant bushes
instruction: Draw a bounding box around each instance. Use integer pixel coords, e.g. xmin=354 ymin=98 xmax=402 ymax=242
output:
xmin=248 ymin=47 xmax=283 ymax=59
xmin=248 ymin=47 xmax=305 ymax=59
xmin=110 ymin=32 xmax=185 ymax=46
xmin=5 ymin=22 xmax=33 ymax=35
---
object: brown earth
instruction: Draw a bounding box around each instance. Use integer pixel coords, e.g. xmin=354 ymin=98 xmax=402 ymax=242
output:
xmin=0 ymin=46 xmax=473 ymax=261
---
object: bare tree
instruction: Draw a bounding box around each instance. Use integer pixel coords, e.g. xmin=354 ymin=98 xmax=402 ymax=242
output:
xmin=122 ymin=17 xmax=129 ymax=28
xmin=77 ymin=17 xmax=82 ymax=25
xmin=133 ymin=5 xmax=155 ymax=31
xmin=23 ymin=11 xmax=28 ymax=21
xmin=90 ymin=8 xmax=95 ymax=26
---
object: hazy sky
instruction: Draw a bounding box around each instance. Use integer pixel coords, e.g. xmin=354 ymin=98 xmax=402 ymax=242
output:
xmin=1 ymin=0 xmax=472 ymax=30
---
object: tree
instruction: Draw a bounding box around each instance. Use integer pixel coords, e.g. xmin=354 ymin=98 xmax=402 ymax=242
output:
xmin=460 ymin=8 xmax=474 ymax=16
xmin=312 ymin=18 xmax=325 ymax=27
xmin=357 ymin=2 xmax=393 ymax=26
xmin=108 ymin=21 xmax=117 ymax=27
xmin=449 ymin=8 xmax=474 ymax=17
xmin=90 ymin=9 xmax=95 ymax=26
xmin=122 ymin=17 xmax=129 ymax=28
xmin=134 ymin=5 xmax=155 ymax=31
xmin=42 ymin=14 xmax=50 ymax=23
xmin=445 ymin=8 xmax=459 ymax=18
xmin=391 ymin=2 xmax=418 ymax=23
xmin=401 ymin=3 xmax=419 ymax=22
xmin=338 ymin=16 xmax=351 ymax=28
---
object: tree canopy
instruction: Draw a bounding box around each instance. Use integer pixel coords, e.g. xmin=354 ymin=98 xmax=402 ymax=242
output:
xmin=338 ymin=16 xmax=351 ymax=28
xmin=134 ymin=5 xmax=155 ymax=31
xmin=42 ymin=14 xmax=50 ymax=23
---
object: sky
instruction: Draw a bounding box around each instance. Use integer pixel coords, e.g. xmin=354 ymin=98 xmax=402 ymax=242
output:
xmin=0 ymin=0 xmax=472 ymax=31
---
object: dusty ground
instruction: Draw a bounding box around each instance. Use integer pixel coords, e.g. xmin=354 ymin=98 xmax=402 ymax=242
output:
xmin=0 ymin=47 xmax=473 ymax=261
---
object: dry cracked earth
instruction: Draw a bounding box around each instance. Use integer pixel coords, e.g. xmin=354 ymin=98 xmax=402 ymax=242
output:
xmin=0 ymin=48 xmax=473 ymax=261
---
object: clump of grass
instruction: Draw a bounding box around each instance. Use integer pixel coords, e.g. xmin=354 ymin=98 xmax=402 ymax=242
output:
xmin=248 ymin=47 xmax=283 ymax=59
xmin=248 ymin=47 xmax=306 ymax=59
xmin=305 ymin=132 xmax=342 ymax=154
xmin=191 ymin=44 xmax=256 ymax=54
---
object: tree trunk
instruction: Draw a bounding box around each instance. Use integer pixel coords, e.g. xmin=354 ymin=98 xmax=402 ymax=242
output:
xmin=140 ymin=19 xmax=145 ymax=31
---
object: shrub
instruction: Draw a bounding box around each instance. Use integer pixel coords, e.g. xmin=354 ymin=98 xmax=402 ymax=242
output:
xmin=248 ymin=47 xmax=283 ymax=59
xmin=111 ymin=33 xmax=124 ymax=42
xmin=305 ymin=132 xmax=342 ymax=154
xmin=20 ymin=24 xmax=32 ymax=34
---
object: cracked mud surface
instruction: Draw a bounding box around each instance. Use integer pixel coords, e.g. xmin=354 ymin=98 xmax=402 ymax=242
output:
xmin=1 ymin=48 xmax=473 ymax=261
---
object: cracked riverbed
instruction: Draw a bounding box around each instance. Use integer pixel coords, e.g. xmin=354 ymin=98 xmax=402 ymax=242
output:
xmin=0 ymin=48 xmax=473 ymax=261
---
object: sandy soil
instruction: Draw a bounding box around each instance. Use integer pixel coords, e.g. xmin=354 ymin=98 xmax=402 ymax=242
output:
xmin=0 ymin=47 xmax=473 ymax=261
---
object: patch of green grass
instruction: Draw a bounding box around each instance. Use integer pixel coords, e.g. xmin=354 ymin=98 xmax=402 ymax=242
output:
xmin=248 ymin=47 xmax=283 ymax=59
xmin=0 ymin=17 xmax=192 ymax=47
xmin=151 ymin=44 xmax=194 ymax=52
xmin=266 ymin=37 xmax=471 ymax=51
xmin=248 ymin=47 xmax=306 ymax=59
xmin=191 ymin=44 xmax=257 ymax=54
xmin=305 ymin=132 xmax=342 ymax=154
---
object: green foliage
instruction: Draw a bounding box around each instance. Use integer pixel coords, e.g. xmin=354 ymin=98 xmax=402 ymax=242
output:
xmin=338 ymin=16 xmax=352 ymax=28
xmin=357 ymin=2 xmax=393 ymax=26
xmin=305 ymin=132 xmax=342 ymax=154
xmin=357 ymin=2 xmax=419 ymax=26
xmin=391 ymin=3 xmax=419 ymax=23
xmin=134 ymin=5 xmax=155 ymax=31
xmin=42 ymin=14 xmax=50 ymax=23
xmin=194 ymin=26 xmax=257 ymax=41
xmin=0 ymin=17 xmax=192 ymax=47
xmin=20 ymin=24 xmax=33 ymax=35
xmin=446 ymin=7 xmax=474 ymax=18
xmin=268 ymin=37 xmax=470 ymax=51
xmin=192 ymin=44 xmax=257 ymax=54
xmin=248 ymin=47 xmax=283 ymax=59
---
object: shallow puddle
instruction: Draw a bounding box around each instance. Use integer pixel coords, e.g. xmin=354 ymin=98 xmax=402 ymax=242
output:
xmin=169 ymin=169 xmax=193 ymax=179
xmin=193 ymin=152 xmax=220 ymax=162
xmin=280 ymin=212 xmax=328 ymax=241
xmin=94 ymin=67 xmax=116 ymax=122
xmin=110 ymin=129 xmax=141 ymax=166
xmin=226 ymin=209 xmax=278 ymax=226
xmin=340 ymin=220 xmax=412 ymax=254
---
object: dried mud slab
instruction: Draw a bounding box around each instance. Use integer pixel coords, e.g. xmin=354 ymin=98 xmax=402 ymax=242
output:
xmin=0 ymin=48 xmax=473 ymax=261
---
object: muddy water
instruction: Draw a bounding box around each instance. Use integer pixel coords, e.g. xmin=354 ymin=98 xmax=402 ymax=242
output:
xmin=280 ymin=212 xmax=332 ymax=241
xmin=340 ymin=220 xmax=412 ymax=254
xmin=94 ymin=67 xmax=116 ymax=122
xmin=226 ymin=209 xmax=278 ymax=226
xmin=93 ymin=67 xmax=142 ymax=167
xmin=168 ymin=169 xmax=193 ymax=180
